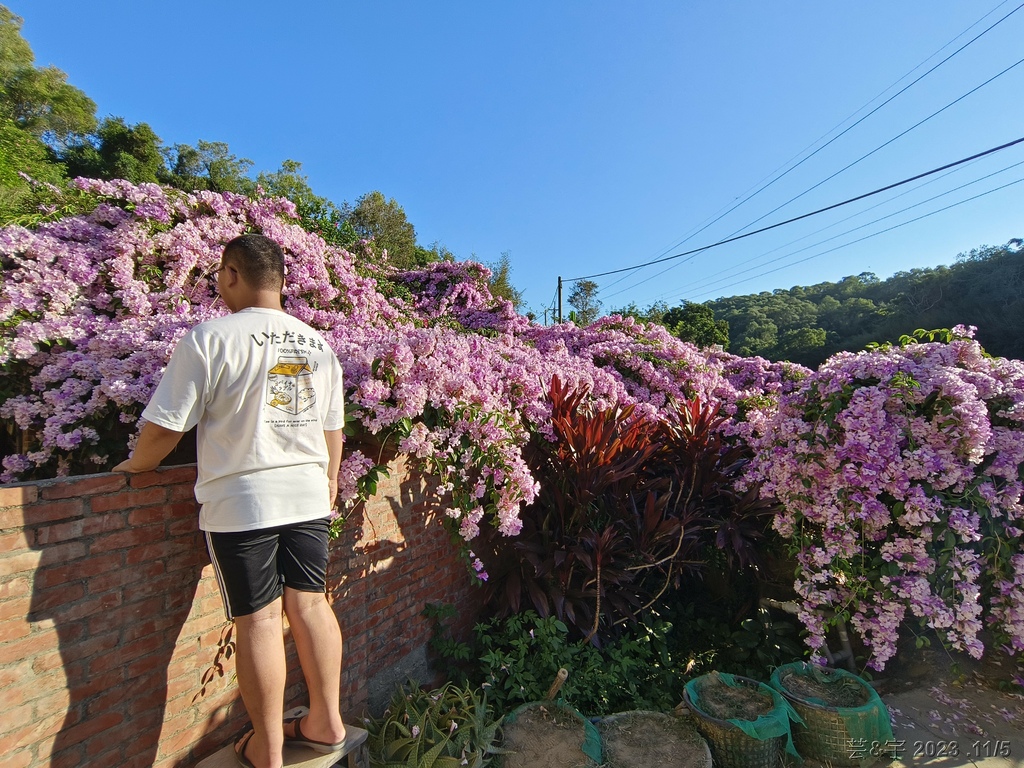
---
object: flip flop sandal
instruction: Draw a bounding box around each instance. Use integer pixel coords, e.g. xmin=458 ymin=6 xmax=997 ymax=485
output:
xmin=283 ymin=715 xmax=369 ymax=755
xmin=234 ymin=730 xmax=256 ymax=768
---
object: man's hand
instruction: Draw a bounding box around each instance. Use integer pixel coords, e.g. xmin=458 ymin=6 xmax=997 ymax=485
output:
xmin=112 ymin=458 xmax=141 ymax=473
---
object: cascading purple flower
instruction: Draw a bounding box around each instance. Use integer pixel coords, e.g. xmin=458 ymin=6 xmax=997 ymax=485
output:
xmin=748 ymin=326 xmax=1024 ymax=668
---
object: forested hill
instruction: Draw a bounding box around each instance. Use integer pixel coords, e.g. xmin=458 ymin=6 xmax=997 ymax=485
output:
xmin=704 ymin=240 xmax=1023 ymax=367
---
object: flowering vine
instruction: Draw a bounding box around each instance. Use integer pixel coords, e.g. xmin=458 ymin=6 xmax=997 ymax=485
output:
xmin=0 ymin=178 xmax=786 ymax=574
xmin=748 ymin=326 xmax=1024 ymax=668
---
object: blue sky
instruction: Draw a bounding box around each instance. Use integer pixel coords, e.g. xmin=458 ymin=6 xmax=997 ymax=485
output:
xmin=13 ymin=1 xmax=1024 ymax=319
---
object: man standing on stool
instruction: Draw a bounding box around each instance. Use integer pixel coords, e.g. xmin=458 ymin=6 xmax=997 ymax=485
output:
xmin=114 ymin=234 xmax=363 ymax=768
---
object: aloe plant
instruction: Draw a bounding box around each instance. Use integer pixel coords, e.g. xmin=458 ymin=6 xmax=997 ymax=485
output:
xmin=366 ymin=681 xmax=503 ymax=768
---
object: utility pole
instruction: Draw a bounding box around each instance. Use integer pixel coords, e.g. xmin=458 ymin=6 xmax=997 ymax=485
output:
xmin=557 ymin=276 xmax=563 ymax=323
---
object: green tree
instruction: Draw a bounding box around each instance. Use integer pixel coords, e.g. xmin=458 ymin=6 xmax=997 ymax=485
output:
xmin=0 ymin=116 xmax=65 ymax=222
xmin=0 ymin=6 xmax=96 ymax=144
xmin=773 ymin=327 xmax=827 ymax=366
xmin=567 ymin=279 xmax=601 ymax=325
xmin=662 ymin=302 xmax=729 ymax=348
xmin=257 ymin=159 xmax=354 ymax=246
xmin=163 ymin=140 xmax=254 ymax=193
xmin=486 ymin=251 xmax=525 ymax=310
xmin=347 ymin=190 xmax=418 ymax=269
xmin=61 ymin=117 xmax=164 ymax=183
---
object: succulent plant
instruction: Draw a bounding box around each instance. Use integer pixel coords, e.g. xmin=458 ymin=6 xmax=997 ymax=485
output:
xmin=366 ymin=680 xmax=504 ymax=768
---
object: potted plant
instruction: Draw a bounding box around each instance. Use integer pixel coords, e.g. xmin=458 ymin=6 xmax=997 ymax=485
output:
xmin=770 ymin=661 xmax=894 ymax=767
xmin=682 ymin=671 xmax=800 ymax=768
xmin=366 ymin=680 xmax=503 ymax=768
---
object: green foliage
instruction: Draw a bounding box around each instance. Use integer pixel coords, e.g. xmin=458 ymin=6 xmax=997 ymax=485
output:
xmin=61 ymin=117 xmax=165 ymax=183
xmin=663 ymin=601 xmax=807 ymax=682
xmin=0 ymin=6 xmax=97 ymax=143
xmin=162 ymin=139 xmax=255 ymax=193
xmin=485 ymin=251 xmax=525 ymax=310
xmin=0 ymin=116 xmax=65 ymax=222
xmin=256 ymin=159 xmax=356 ymax=247
xmin=365 ymin=680 xmax=503 ymax=768
xmin=348 ymin=190 xmax=419 ymax=269
xmin=662 ymin=302 xmax=729 ymax=349
xmin=567 ymin=279 xmax=601 ymax=325
xmin=456 ymin=610 xmax=682 ymax=716
xmin=698 ymin=243 xmax=1024 ymax=365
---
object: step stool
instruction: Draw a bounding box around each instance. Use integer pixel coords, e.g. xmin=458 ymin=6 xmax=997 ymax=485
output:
xmin=195 ymin=707 xmax=369 ymax=768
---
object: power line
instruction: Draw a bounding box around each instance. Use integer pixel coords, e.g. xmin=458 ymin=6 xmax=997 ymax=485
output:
xmin=683 ymin=176 xmax=1024 ymax=301
xmin=723 ymin=51 xmax=1024 ymax=238
xmin=565 ymin=134 xmax=1024 ymax=282
xmin=610 ymin=0 xmax=1019 ymax=280
xmin=604 ymin=155 xmax=989 ymax=304
xmin=675 ymin=159 xmax=1024 ymax=298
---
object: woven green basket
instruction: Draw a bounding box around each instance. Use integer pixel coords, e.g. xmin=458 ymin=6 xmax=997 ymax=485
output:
xmin=683 ymin=674 xmax=790 ymax=768
xmin=770 ymin=662 xmax=894 ymax=767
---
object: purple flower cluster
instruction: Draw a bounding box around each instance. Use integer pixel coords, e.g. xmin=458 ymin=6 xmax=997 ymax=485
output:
xmin=748 ymin=326 xmax=1024 ymax=668
xmin=0 ymin=179 xmax=788 ymax=567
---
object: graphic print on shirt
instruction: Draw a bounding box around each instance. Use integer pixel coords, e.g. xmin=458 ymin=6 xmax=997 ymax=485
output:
xmin=267 ymin=355 xmax=317 ymax=415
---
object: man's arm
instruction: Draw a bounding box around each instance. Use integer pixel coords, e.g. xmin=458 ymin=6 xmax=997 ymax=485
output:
xmin=112 ymin=422 xmax=185 ymax=473
xmin=324 ymin=428 xmax=344 ymax=508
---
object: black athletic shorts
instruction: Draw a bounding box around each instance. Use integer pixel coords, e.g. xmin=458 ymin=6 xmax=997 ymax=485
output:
xmin=205 ymin=517 xmax=330 ymax=620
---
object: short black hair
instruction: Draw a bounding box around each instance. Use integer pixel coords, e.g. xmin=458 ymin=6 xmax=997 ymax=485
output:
xmin=222 ymin=234 xmax=285 ymax=291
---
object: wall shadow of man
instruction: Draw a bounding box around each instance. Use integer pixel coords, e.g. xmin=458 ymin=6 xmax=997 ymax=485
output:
xmin=24 ymin=470 xmax=205 ymax=768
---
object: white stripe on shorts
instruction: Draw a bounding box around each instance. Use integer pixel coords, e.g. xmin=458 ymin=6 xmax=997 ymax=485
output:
xmin=205 ymin=530 xmax=235 ymax=622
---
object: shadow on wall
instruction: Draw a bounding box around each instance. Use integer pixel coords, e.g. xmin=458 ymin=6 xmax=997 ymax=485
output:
xmin=327 ymin=447 xmax=482 ymax=715
xmin=20 ymin=472 xmax=206 ymax=768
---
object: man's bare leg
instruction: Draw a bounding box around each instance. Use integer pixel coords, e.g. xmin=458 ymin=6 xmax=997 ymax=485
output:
xmin=234 ymin=599 xmax=286 ymax=768
xmin=283 ymin=587 xmax=347 ymax=744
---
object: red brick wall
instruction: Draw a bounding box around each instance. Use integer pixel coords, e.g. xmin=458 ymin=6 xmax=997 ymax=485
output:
xmin=0 ymin=455 xmax=482 ymax=768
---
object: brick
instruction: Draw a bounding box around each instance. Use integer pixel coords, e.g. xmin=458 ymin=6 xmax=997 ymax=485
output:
xmin=0 ymin=704 xmax=60 ymax=749
xmin=53 ymin=709 xmax=123 ymax=748
xmin=57 ymin=629 xmax=120 ymax=666
xmin=84 ymin=742 xmax=127 ymax=766
xmin=93 ymin=485 xmax=167 ymax=514
xmin=131 ymin=466 xmax=195 ymax=488
xmin=88 ymin=559 xmax=163 ymax=594
xmin=5 ymin=582 xmax=84 ymax=619
xmin=0 ymin=625 xmax=64 ymax=665
xmin=0 ymin=498 xmax=84 ymax=530
xmin=0 ymin=575 xmax=30 ymax=601
xmin=90 ymin=523 xmax=165 ymax=553
xmin=81 ymin=511 xmax=129 ymax=536
xmin=0 ymin=484 xmax=37 ymax=508
xmin=36 ymin=551 xmax=121 ymax=590
xmin=31 ymin=647 xmax=64 ymax=674
xmin=125 ymin=538 xmax=193 ymax=566
xmin=0 ymin=529 xmax=31 ymax=552
xmin=32 ymin=686 xmax=73 ymax=717
xmin=4 ymin=749 xmax=32 ymax=768
xmin=44 ymin=590 xmax=120 ymax=624
xmin=0 ymin=550 xmax=42 ymax=578
xmin=61 ymin=668 xmax=125 ymax=705
xmin=169 ymin=483 xmax=199 ymax=502
xmin=168 ymin=516 xmax=200 ymax=536
xmin=41 ymin=474 xmax=125 ymax=501
xmin=31 ymin=518 xmax=86 ymax=546
xmin=125 ymin=504 xmax=168 ymax=526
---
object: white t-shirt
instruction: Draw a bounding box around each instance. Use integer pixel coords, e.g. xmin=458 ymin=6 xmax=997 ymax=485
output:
xmin=142 ymin=307 xmax=345 ymax=532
